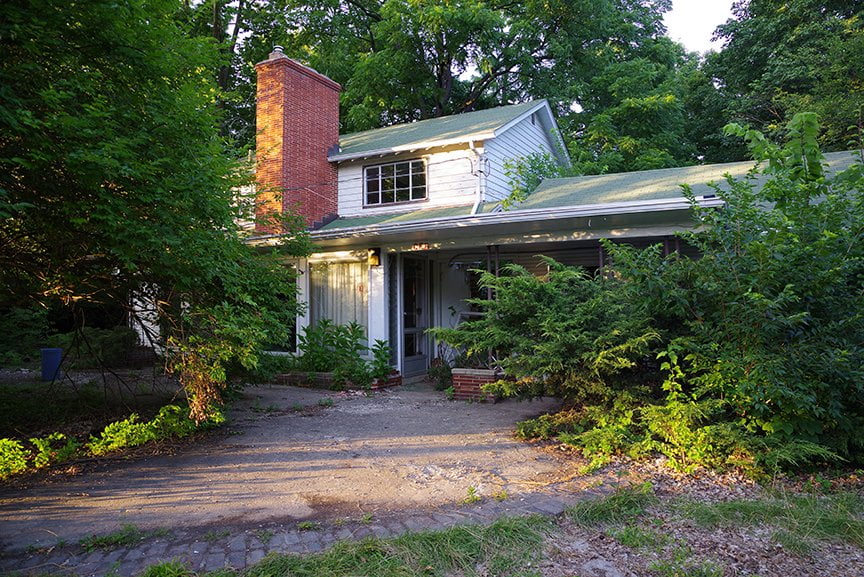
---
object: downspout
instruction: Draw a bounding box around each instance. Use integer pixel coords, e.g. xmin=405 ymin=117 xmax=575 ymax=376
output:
xmin=469 ymin=140 xmax=486 ymax=215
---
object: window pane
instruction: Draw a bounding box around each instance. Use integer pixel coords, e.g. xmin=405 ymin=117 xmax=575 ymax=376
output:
xmin=309 ymin=261 xmax=369 ymax=335
xmin=364 ymin=160 xmax=426 ymax=206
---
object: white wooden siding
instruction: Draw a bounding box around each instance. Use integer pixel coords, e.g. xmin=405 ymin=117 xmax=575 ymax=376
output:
xmin=483 ymin=114 xmax=555 ymax=202
xmin=336 ymin=148 xmax=478 ymax=217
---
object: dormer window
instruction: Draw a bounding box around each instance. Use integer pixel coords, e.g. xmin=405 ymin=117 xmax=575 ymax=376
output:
xmin=364 ymin=159 xmax=427 ymax=206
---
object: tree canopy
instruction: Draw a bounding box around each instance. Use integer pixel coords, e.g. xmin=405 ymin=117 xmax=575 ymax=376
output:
xmin=0 ymin=0 xmax=308 ymax=419
xmin=710 ymin=0 xmax=864 ymax=151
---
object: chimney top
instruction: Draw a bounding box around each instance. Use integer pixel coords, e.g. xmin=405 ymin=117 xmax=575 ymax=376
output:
xmin=269 ymin=45 xmax=287 ymax=60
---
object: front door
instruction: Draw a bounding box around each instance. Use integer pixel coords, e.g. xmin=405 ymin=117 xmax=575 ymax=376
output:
xmin=401 ymin=257 xmax=429 ymax=377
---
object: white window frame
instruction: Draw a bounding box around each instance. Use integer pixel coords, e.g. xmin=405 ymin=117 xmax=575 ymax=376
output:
xmin=363 ymin=159 xmax=427 ymax=207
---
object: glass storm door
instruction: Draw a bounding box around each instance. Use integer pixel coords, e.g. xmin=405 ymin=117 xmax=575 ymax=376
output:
xmin=401 ymin=257 xmax=429 ymax=377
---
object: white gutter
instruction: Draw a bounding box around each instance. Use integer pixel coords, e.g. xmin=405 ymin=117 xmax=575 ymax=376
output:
xmin=328 ymin=132 xmax=496 ymax=163
xmin=307 ymin=196 xmax=725 ymax=242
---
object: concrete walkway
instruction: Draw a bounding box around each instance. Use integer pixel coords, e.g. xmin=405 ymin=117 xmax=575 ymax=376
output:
xmin=0 ymin=384 xmax=600 ymax=576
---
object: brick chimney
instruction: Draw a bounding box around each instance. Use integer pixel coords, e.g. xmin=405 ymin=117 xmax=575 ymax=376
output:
xmin=255 ymin=47 xmax=341 ymax=233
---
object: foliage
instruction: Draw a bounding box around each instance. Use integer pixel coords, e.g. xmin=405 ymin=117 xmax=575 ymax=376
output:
xmin=87 ymin=404 xmax=215 ymax=456
xmin=502 ymin=152 xmax=576 ymax=209
xmin=0 ymin=438 xmax=27 ymax=479
xmin=564 ymin=36 xmax=701 ymax=173
xmin=0 ymin=400 xmax=216 ymax=480
xmin=0 ymin=307 xmax=49 ymax=366
xmin=681 ymin=492 xmax=864 ymax=553
xmin=246 ymin=353 xmax=296 ymax=383
xmin=427 ymin=358 xmax=453 ymax=390
xmin=244 ymin=514 xmax=549 ymax=577
xmin=49 ymin=326 xmax=139 ymax=369
xmin=710 ymin=0 xmax=864 ymax=151
xmin=441 ymin=115 xmax=864 ymax=473
xmin=79 ymin=524 xmax=170 ymax=552
xmin=180 ymin=0 xmax=678 ymax=143
xmin=293 ymin=320 xmax=393 ymax=388
xmin=608 ymin=524 xmax=670 ymax=550
xmin=0 ymin=0 xmax=310 ymax=423
xmin=139 ymin=560 xmax=194 ymax=577
xmin=30 ymin=432 xmax=80 ymax=469
xmin=430 ymin=258 xmax=660 ymax=402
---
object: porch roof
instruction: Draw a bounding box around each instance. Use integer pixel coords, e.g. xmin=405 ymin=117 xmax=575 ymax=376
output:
xmin=317 ymin=150 xmax=857 ymax=234
xmin=305 ymin=151 xmax=859 ymax=251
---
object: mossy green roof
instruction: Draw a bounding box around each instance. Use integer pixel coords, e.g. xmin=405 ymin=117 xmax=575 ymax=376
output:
xmin=318 ymin=205 xmax=480 ymax=231
xmin=523 ymin=151 xmax=856 ymax=209
xmin=332 ymin=101 xmax=543 ymax=160
xmin=316 ymin=151 xmax=859 ymax=232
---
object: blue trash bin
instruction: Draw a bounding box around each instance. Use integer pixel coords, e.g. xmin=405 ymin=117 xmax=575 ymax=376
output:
xmin=41 ymin=347 xmax=63 ymax=381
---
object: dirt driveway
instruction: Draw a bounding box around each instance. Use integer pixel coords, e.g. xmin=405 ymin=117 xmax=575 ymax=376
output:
xmin=0 ymin=383 xmax=566 ymax=554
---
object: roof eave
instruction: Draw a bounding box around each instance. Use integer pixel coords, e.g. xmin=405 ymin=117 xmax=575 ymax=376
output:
xmin=328 ymin=131 xmax=497 ymax=163
xmin=310 ymin=196 xmax=723 ymax=241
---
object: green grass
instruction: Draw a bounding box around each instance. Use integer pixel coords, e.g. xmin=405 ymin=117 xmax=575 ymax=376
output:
xmin=679 ymin=492 xmax=864 ymax=554
xmin=608 ymin=524 xmax=670 ymax=550
xmin=566 ymin=482 xmax=657 ymax=526
xmin=140 ymin=516 xmax=549 ymax=577
xmin=139 ymin=560 xmax=194 ymax=577
xmin=203 ymin=529 xmax=231 ymax=542
xmin=79 ymin=524 xmax=171 ymax=552
xmin=254 ymin=529 xmax=274 ymax=544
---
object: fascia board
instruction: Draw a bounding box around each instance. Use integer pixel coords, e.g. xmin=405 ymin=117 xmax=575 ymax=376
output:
xmin=309 ymin=196 xmax=724 ymax=242
xmin=328 ymin=132 xmax=497 ymax=162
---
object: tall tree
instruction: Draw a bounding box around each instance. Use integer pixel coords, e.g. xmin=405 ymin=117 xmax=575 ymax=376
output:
xmin=563 ymin=36 xmax=700 ymax=173
xmin=186 ymin=0 xmax=679 ymax=145
xmin=711 ymin=0 xmax=864 ymax=150
xmin=0 ymin=0 xmax=308 ymax=419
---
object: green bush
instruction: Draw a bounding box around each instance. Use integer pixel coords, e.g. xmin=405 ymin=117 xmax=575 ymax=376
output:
xmin=0 ymin=307 xmax=50 ymax=367
xmin=294 ymin=320 xmax=392 ymax=388
xmin=30 ymin=432 xmax=80 ymax=468
xmin=87 ymin=404 xmax=209 ymax=456
xmin=0 ymin=438 xmax=28 ymax=479
xmin=50 ymin=326 xmax=139 ymax=368
xmin=438 ymin=115 xmax=864 ymax=473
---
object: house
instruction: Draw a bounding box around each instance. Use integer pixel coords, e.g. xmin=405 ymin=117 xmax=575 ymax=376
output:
xmin=251 ymin=47 xmax=855 ymax=378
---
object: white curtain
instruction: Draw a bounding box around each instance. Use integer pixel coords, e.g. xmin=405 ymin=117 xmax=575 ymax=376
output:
xmin=309 ymin=261 xmax=369 ymax=333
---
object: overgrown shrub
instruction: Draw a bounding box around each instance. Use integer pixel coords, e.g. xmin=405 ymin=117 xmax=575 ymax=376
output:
xmin=30 ymin=432 xmax=80 ymax=468
xmin=50 ymin=326 xmax=139 ymax=368
xmin=0 ymin=307 xmax=50 ymax=367
xmin=0 ymin=403 xmax=217 ymax=480
xmin=293 ymin=320 xmax=392 ymax=388
xmin=440 ymin=114 xmax=864 ymax=473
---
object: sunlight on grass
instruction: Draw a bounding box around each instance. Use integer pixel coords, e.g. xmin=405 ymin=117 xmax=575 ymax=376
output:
xmin=679 ymin=492 xmax=864 ymax=554
xmin=566 ymin=482 xmax=657 ymax=526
